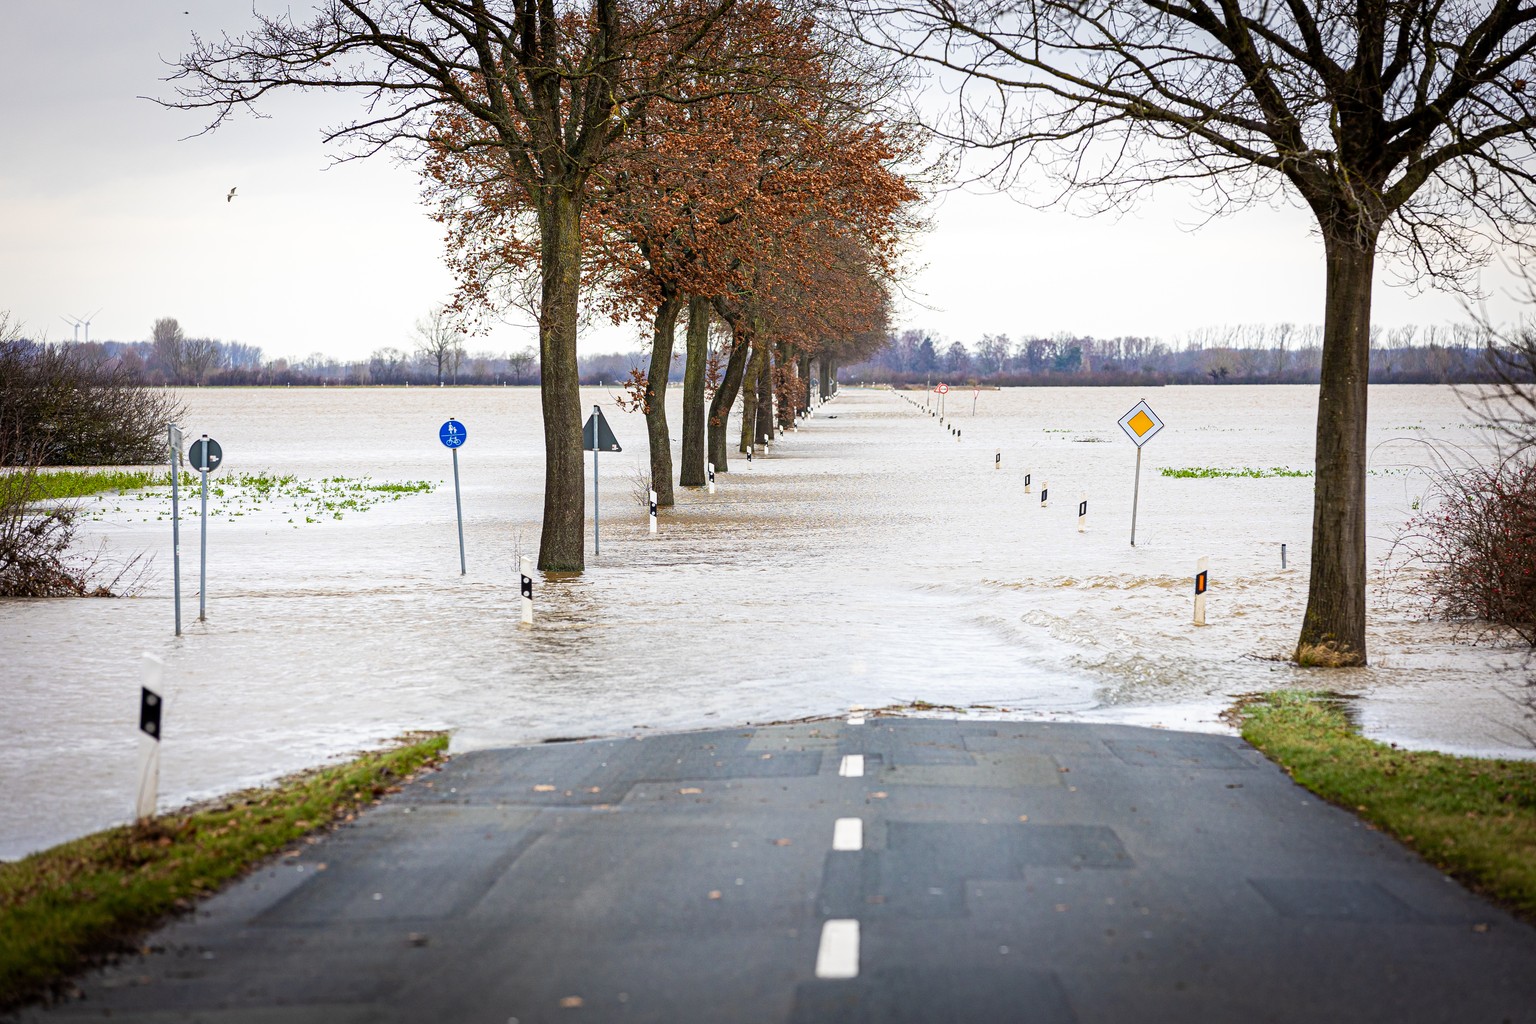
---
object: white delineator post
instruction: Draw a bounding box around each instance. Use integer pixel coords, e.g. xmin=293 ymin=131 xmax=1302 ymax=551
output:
xmin=1078 ymin=493 xmax=1088 ymax=533
xmin=1023 ymin=472 xmax=1031 ymax=494
xmin=995 ymin=449 xmax=1001 ymax=470
xmin=1040 ymin=479 xmax=1050 ymax=508
xmin=520 ymin=555 xmax=534 ymax=625
xmin=707 ymin=462 xmax=716 ymax=495
xmin=648 ymin=488 xmax=658 ymax=535
xmin=136 ymin=654 xmax=164 ymax=823
xmin=1194 ymin=556 xmax=1210 ymax=626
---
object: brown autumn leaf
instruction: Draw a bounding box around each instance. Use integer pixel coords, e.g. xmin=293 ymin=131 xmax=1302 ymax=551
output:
xmin=708 ymin=890 xmax=722 ymax=900
xmin=679 ymin=787 xmax=703 ymax=795
xmin=534 ymin=785 xmax=556 ymax=792
xmin=559 ymin=996 xmax=584 ymax=1008
xmin=771 ymin=838 xmax=792 ymax=846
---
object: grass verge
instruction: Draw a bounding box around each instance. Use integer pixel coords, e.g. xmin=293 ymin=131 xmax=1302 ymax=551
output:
xmin=1238 ymin=692 xmax=1536 ymax=921
xmin=0 ymin=732 xmax=448 ymax=1011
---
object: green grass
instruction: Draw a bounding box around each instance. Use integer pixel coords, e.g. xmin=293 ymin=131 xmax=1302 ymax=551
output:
xmin=1239 ymin=692 xmax=1536 ymax=921
xmin=63 ymin=471 xmax=437 ymax=525
xmin=1160 ymin=466 xmax=1314 ymax=478
xmin=31 ymin=469 xmax=195 ymax=501
xmin=0 ymin=733 xmax=448 ymax=1010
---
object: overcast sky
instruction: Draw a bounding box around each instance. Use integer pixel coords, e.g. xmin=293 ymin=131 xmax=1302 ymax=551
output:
xmin=1 ymin=2 xmax=1525 ymax=365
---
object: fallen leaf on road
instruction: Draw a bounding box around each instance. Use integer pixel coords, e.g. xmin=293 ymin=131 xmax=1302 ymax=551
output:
xmin=533 ymin=785 xmax=556 ymax=792
xmin=679 ymin=787 xmax=703 ymax=794
xmin=1473 ymin=923 xmax=1490 ymax=933
xmin=771 ymin=838 xmax=792 ymax=846
xmin=708 ymin=891 xmax=722 ymax=900
xmin=586 ymin=787 xmax=601 ymax=793
xmin=869 ymin=791 xmax=888 ymax=799
xmin=559 ymin=996 xmax=584 ymax=1008
xmin=1018 ymin=815 xmax=1029 ymax=822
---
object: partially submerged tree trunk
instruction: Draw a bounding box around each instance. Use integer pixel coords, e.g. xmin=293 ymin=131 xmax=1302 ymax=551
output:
xmin=644 ymin=292 xmax=683 ymax=507
xmin=708 ymin=324 xmax=751 ymax=471
xmin=755 ymin=346 xmax=775 ymax=445
xmin=537 ymin=189 xmax=587 ymax=572
xmin=1298 ymin=220 xmax=1379 ymax=666
xmin=680 ymin=297 xmax=711 ymax=487
xmin=740 ymin=341 xmax=770 ymax=454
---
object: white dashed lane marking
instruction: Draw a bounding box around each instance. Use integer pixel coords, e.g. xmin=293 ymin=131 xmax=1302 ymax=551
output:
xmin=815 ymin=920 xmax=860 ymax=979
xmin=838 ymin=755 xmax=864 ymax=778
xmin=832 ymin=818 xmax=863 ymax=851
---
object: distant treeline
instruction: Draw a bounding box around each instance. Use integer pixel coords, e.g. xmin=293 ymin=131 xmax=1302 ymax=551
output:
xmin=7 ymin=335 xmax=680 ymax=388
xmin=16 ymin=321 xmax=1523 ymax=389
xmin=845 ymin=324 xmax=1515 ymax=386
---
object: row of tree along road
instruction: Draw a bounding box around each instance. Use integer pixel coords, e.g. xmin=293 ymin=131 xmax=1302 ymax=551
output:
xmin=9 ymin=0 xmax=1536 ymax=672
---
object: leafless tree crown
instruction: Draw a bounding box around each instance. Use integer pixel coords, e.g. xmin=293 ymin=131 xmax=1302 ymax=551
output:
xmin=845 ymin=0 xmax=1536 ymax=281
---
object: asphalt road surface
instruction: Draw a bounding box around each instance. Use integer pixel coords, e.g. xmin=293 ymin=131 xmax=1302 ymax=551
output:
xmin=23 ymin=718 xmax=1536 ymax=1023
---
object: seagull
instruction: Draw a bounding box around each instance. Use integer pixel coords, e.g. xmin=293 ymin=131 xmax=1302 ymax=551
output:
xmin=226 ymin=187 xmax=237 ymax=202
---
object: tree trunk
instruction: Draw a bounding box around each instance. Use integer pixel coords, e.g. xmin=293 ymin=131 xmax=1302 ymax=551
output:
xmin=645 ymin=292 xmax=682 ymax=507
xmin=755 ymin=346 xmax=775 ymax=445
xmin=1298 ymin=226 xmax=1378 ymax=666
xmin=679 ymin=296 xmax=710 ymax=487
xmin=740 ymin=341 xmax=770 ymax=454
xmin=819 ymin=355 xmax=830 ymax=400
xmin=708 ymin=332 xmax=750 ymax=471
xmin=799 ymin=351 xmax=812 ymax=416
xmin=536 ymin=187 xmax=586 ymax=572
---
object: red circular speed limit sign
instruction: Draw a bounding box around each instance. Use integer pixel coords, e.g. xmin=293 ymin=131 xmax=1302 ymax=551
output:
xmin=935 ymin=383 xmax=950 ymax=394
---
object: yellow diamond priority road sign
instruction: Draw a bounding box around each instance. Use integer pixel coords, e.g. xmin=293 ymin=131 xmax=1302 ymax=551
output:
xmin=1117 ymin=400 xmax=1164 ymax=447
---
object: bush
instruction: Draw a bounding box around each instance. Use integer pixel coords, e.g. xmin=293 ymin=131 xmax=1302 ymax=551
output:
xmin=1397 ymin=455 xmax=1536 ymax=645
xmin=0 ymin=316 xmax=182 ymax=467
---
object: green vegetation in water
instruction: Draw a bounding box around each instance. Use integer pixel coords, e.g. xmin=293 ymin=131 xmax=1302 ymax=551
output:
xmin=1238 ymin=691 xmax=1536 ymax=922
xmin=0 ymin=733 xmax=448 ymax=1011
xmin=1160 ymin=466 xmax=1314 ymax=478
xmin=71 ymin=471 xmax=436 ymax=525
xmin=31 ymin=469 xmax=196 ymax=501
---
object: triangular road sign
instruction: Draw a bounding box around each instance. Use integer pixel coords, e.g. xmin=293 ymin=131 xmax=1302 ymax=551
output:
xmin=582 ymin=406 xmax=622 ymax=452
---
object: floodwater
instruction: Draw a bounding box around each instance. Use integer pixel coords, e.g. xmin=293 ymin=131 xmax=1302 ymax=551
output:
xmin=2 ymin=383 xmax=1531 ymax=859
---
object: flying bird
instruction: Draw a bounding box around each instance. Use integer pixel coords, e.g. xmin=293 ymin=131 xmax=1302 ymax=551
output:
xmin=226 ymin=187 xmax=237 ymax=202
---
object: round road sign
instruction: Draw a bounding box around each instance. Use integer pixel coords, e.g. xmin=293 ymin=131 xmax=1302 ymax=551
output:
xmin=936 ymin=383 xmax=950 ymax=395
xmin=188 ymin=436 xmax=223 ymax=473
xmin=439 ymin=419 xmax=468 ymax=448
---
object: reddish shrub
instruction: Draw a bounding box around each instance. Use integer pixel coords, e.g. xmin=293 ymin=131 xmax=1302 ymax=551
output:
xmin=1399 ymin=456 xmax=1536 ymax=645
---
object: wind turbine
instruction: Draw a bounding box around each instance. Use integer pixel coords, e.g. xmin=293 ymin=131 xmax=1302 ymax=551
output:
xmin=61 ymin=308 xmax=102 ymax=344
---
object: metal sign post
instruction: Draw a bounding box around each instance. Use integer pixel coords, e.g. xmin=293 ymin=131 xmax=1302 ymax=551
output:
xmin=187 ymin=435 xmax=224 ymax=622
xmin=439 ymin=419 xmax=468 ymax=574
xmin=167 ymin=424 xmax=183 ymax=636
xmin=582 ymin=405 xmax=622 ymax=556
xmin=1117 ymin=400 xmax=1165 ymax=547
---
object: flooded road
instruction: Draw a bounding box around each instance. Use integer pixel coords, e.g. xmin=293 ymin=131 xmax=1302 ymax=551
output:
xmin=2 ymin=383 xmax=1530 ymax=858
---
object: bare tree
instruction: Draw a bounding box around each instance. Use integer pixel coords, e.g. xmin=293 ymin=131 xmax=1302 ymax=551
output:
xmin=847 ymin=0 xmax=1536 ymax=665
xmin=151 ymin=317 xmax=186 ymax=383
xmin=166 ymin=0 xmax=763 ymax=571
xmin=181 ymin=336 xmax=221 ymax=385
xmin=413 ymin=305 xmax=466 ymax=385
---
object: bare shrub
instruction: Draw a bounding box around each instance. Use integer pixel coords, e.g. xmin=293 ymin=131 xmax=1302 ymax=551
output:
xmin=1395 ymin=454 xmax=1536 ymax=646
xmin=1 ymin=314 xmax=182 ymax=467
